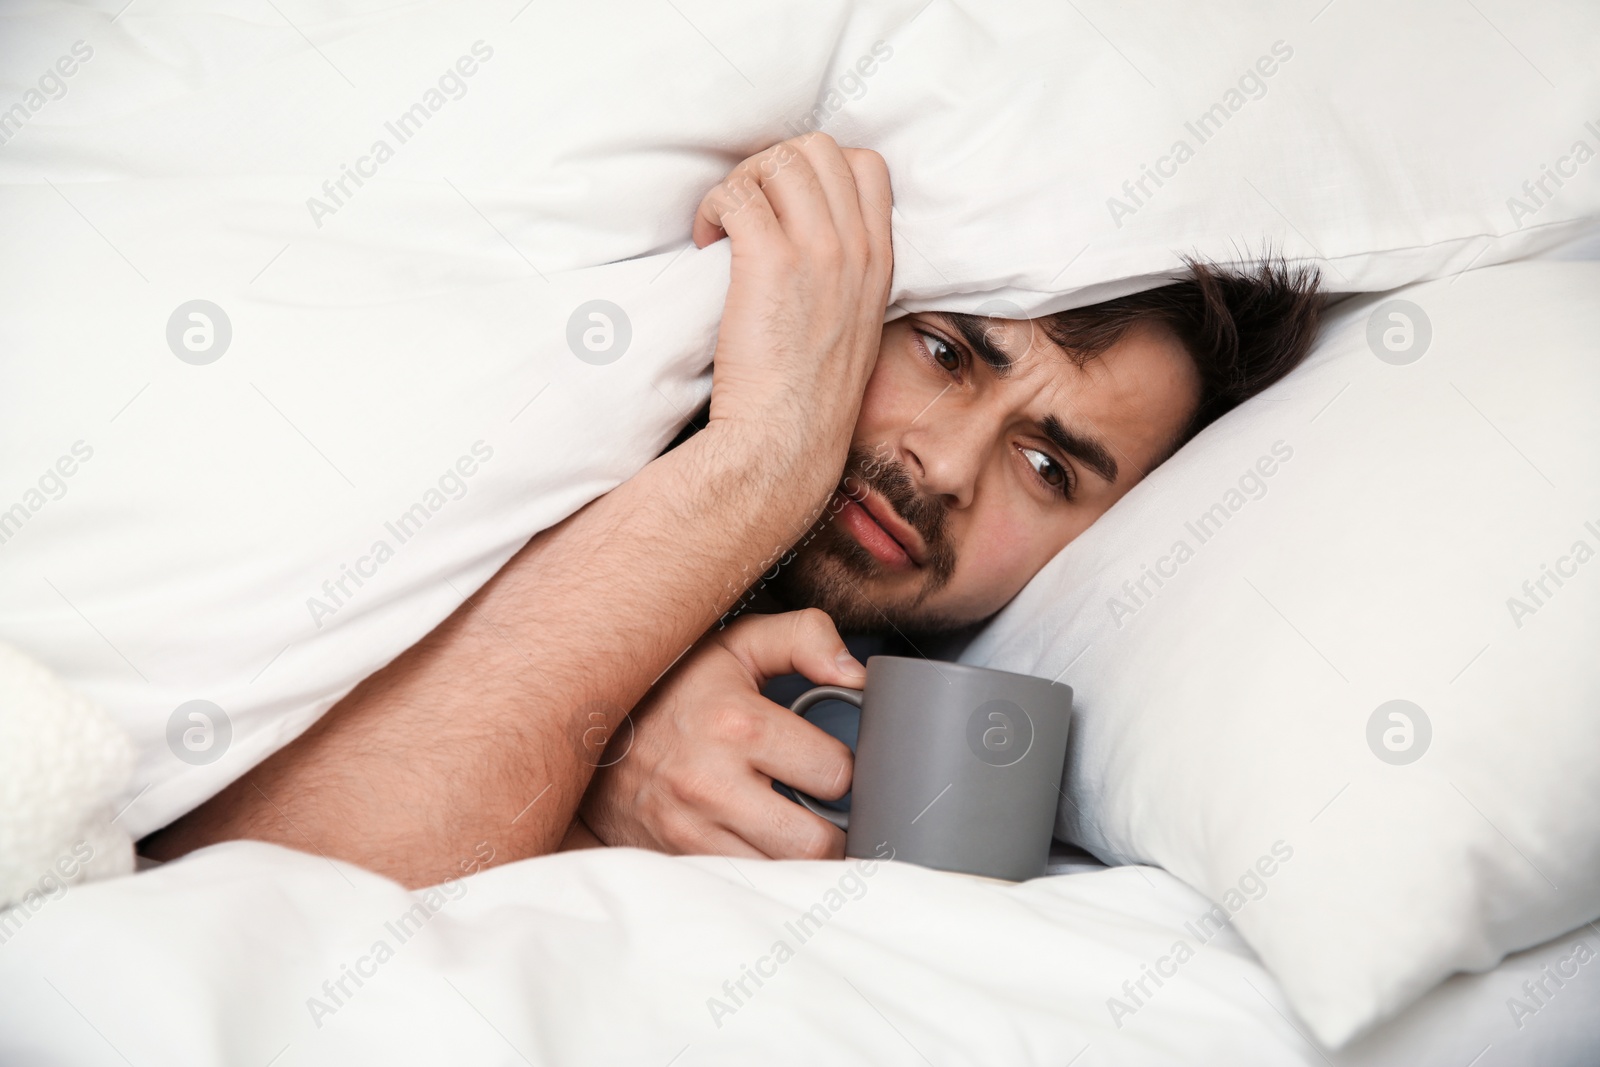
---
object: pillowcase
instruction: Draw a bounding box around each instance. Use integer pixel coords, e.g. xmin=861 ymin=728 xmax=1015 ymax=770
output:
xmin=844 ymin=0 xmax=1600 ymax=316
xmin=0 ymin=0 xmax=792 ymax=837
xmin=2 ymin=0 xmax=1595 ymax=841
xmin=961 ymin=260 xmax=1600 ymax=1046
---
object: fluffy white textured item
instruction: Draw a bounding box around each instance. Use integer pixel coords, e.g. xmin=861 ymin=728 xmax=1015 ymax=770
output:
xmin=0 ymin=0 xmax=1597 ymax=989
xmin=0 ymin=642 xmax=134 ymax=910
xmin=0 ymin=841 xmax=1595 ymax=1065
xmin=963 ymin=260 xmax=1600 ymax=1045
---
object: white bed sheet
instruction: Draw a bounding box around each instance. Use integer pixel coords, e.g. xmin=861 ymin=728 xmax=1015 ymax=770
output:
xmin=0 ymin=843 xmax=1593 ymax=1065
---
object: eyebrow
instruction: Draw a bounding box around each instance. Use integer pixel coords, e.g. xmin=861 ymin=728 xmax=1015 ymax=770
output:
xmin=941 ymin=313 xmax=1016 ymax=378
xmin=1042 ymin=414 xmax=1119 ymax=485
xmin=936 ymin=313 xmax=1121 ymax=486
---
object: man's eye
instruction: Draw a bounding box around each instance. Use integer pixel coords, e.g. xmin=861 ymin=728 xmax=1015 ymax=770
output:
xmin=918 ymin=331 xmax=962 ymax=375
xmin=1020 ymin=446 xmax=1071 ymax=497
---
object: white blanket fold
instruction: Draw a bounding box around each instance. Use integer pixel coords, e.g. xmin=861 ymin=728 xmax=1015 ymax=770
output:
xmin=2 ymin=842 xmax=1595 ymax=1066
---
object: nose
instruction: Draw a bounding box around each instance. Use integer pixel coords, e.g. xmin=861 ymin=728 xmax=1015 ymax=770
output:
xmin=899 ymin=407 xmax=985 ymax=510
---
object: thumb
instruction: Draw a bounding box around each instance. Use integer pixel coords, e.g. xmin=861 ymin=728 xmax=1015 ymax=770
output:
xmin=723 ymin=609 xmax=867 ymax=689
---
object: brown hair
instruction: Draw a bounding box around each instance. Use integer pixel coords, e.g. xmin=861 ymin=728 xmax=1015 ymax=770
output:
xmin=1040 ymin=257 xmax=1323 ymax=450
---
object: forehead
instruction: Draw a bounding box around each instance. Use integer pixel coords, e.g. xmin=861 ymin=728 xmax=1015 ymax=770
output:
xmin=937 ymin=312 xmax=1202 ymax=474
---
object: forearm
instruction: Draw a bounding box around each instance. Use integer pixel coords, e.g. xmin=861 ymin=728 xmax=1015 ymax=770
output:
xmin=144 ymin=422 xmax=843 ymax=886
xmin=145 ymin=131 xmax=894 ymax=886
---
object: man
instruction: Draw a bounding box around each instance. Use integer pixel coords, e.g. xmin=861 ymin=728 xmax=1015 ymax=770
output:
xmin=572 ymin=255 xmax=1320 ymax=860
xmin=144 ymin=133 xmax=1320 ymax=887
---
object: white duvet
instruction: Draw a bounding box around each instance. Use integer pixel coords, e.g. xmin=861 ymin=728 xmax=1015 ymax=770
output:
xmin=0 ymin=843 xmax=1595 ymax=1066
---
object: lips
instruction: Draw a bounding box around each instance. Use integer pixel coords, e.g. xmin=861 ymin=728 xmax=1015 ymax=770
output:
xmin=836 ymin=484 xmax=927 ymax=570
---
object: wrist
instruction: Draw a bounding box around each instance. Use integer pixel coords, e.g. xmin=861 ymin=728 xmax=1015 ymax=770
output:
xmin=696 ymin=412 xmax=851 ymax=503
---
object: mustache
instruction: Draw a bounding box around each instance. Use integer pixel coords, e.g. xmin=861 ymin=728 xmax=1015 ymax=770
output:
xmin=838 ymin=445 xmax=957 ymax=585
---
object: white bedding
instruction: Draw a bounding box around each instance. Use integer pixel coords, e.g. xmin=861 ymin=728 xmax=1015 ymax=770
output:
xmin=0 ymin=844 xmax=1594 ymax=1065
xmin=959 ymin=260 xmax=1600 ymax=1044
xmin=4 ymin=0 xmax=1597 ymax=849
xmin=4 ymin=1 xmax=1598 ymax=1057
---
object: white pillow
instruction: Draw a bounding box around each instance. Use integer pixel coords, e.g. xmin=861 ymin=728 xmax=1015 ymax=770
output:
xmin=0 ymin=0 xmax=765 ymax=837
xmin=846 ymin=0 xmax=1600 ymax=316
xmin=961 ymin=260 xmax=1600 ymax=1046
xmin=2 ymin=0 xmax=1596 ymax=840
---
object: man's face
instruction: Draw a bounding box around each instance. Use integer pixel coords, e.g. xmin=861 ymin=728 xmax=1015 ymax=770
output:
xmin=769 ymin=312 xmax=1203 ymax=635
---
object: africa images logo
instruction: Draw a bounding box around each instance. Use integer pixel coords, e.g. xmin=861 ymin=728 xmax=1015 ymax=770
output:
xmin=304 ymin=41 xmax=495 ymax=229
xmin=965 ymin=699 xmax=1033 ymax=767
xmin=1105 ymin=40 xmax=1295 ymax=228
xmin=1106 ymin=441 xmax=1293 ymax=628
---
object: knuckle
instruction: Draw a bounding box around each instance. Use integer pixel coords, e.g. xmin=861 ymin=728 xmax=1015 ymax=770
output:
xmin=826 ymin=154 xmax=859 ymax=190
xmin=791 ymin=159 xmax=824 ymax=196
xmin=767 ymin=145 xmax=808 ymax=178
xmin=843 ymin=231 xmax=871 ymax=264
xmin=845 ymin=147 xmax=888 ymax=180
xmin=795 ymin=607 xmax=838 ymax=643
xmin=709 ymin=703 xmax=762 ymax=747
xmin=811 ymin=240 xmax=846 ymax=272
xmin=660 ymin=811 xmax=700 ymax=854
xmin=673 ymin=766 xmax=723 ymax=808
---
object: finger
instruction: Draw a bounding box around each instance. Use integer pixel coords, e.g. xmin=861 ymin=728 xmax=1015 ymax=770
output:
xmin=693 ymin=149 xmax=774 ymax=246
xmin=677 ymin=822 xmax=772 ymax=861
xmin=842 ymin=147 xmax=894 ymax=272
xmin=724 ymin=782 xmax=847 ymax=861
xmin=789 ymin=132 xmax=867 ymax=255
xmin=695 ymin=139 xmax=832 ymax=249
xmin=744 ymin=139 xmax=835 ymax=248
xmin=693 ymin=169 xmax=783 ymax=250
xmin=654 ymin=787 xmax=771 ymax=859
xmin=747 ymin=702 xmax=855 ymax=801
xmin=722 ymin=608 xmax=867 ymax=689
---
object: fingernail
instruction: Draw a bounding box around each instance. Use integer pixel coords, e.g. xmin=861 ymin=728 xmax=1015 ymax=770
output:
xmin=836 ymin=649 xmax=866 ymax=677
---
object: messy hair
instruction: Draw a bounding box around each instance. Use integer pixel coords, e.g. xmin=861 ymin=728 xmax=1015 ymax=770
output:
xmin=1041 ymin=257 xmax=1323 ymax=450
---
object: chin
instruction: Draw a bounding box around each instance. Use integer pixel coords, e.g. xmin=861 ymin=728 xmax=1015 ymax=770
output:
xmin=768 ymin=543 xmax=974 ymax=639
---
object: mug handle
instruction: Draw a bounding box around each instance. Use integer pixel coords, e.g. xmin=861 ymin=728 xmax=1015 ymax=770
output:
xmin=787 ymin=685 xmax=864 ymax=830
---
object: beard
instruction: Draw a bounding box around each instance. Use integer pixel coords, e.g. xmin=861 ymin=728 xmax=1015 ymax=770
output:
xmin=764 ymin=445 xmax=968 ymax=638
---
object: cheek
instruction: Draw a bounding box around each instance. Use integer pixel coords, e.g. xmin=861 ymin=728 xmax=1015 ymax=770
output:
xmin=943 ymin=500 xmax=1061 ymax=612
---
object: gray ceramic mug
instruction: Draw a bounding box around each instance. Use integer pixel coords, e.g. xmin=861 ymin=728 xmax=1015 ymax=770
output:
xmin=787 ymin=655 xmax=1072 ymax=882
